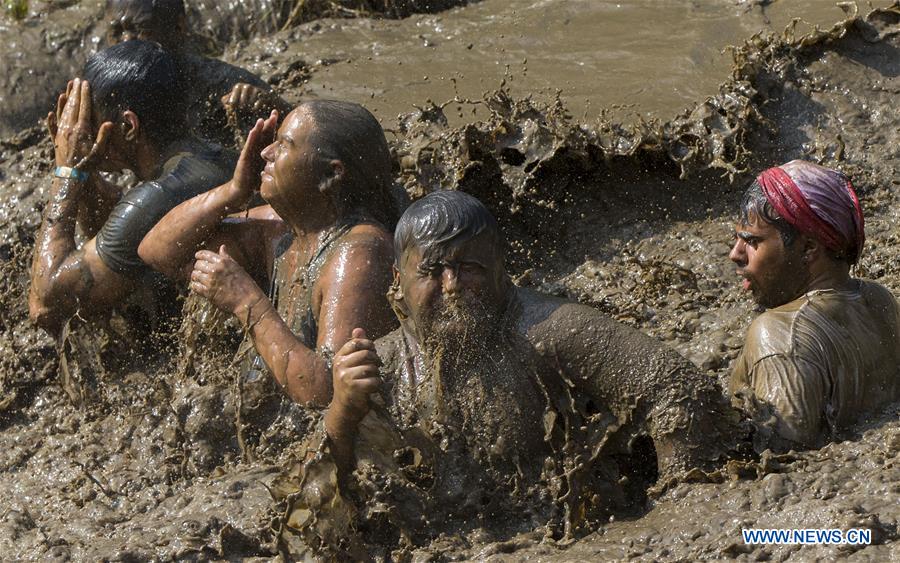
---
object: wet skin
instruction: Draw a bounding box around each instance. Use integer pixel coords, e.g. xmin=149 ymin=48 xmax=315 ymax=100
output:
xmin=139 ymin=107 xmax=396 ymax=406
xmin=729 ymin=214 xmax=808 ymax=308
xmin=728 ymin=212 xmax=855 ymax=309
xmin=394 ymin=233 xmax=509 ymax=343
xmin=328 ymin=235 xmax=742 ymax=481
xmin=29 ymin=78 xmax=176 ymax=334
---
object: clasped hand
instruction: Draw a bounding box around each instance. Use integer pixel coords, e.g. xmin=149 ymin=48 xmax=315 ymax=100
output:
xmin=190 ymin=245 xmax=265 ymax=318
xmin=331 ymin=328 xmax=383 ymax=424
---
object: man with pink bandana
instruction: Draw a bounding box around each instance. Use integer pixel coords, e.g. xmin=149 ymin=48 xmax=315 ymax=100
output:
xmin=728 ymin=160 xmax=900 ymax=450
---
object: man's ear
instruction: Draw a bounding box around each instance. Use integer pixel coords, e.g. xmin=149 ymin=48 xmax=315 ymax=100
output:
xmin=387 ymin=264 xmax=408 ymax=321
xmin=317 ymin=159 xmax=345 ymax=194
xmin=801 ymin=235 xmax=822 ymax=264
xmin=389 ymin=265 xmax=403 ymax=300
xmin=121 ymin=110 xmax=140 ymax=142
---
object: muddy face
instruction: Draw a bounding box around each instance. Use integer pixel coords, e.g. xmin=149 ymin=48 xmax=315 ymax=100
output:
xmin=730 ymin=213 xmax=808 ymax=308
xmin=394 ymin=232 xmax=507 ymax=359
xmin=259 ymin=108 xmax=330 ymax=218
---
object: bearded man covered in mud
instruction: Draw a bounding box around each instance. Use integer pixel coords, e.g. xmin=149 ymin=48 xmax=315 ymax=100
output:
xmin=271 ymin=191 xmax=742 ymax=558
xmin=104 ymin=0 xmax=291 ymax=147
xmin=29 ymin=40 xmax=234 ymax=335
xmin=728 ymin=160 xmax=900 ymax=451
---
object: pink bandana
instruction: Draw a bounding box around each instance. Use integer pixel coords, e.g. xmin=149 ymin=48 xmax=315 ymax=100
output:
xmin=757 ymin=160 xmax=865 ymax=263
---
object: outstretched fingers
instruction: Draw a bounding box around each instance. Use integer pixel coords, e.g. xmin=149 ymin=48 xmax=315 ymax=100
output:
xmin=263 ymin=109 xmax=279 ymax=135
xmin=241 ymin=118 xmax=265 ymax=157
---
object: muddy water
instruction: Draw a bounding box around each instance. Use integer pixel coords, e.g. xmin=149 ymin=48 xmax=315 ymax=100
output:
xmin=231 ymin=0 xmax=891 ymax=123
xmin=0 ymin=1 xmax=899 ymax=561
xmin=1 ymin=1 xmax=891 ymax=136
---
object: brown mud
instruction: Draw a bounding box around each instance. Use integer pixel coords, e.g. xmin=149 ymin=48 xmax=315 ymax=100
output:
xmin=0 ymin=1 xmax=899 ymax=561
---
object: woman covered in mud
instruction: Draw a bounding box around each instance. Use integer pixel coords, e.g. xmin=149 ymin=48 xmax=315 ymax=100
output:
xmin=139 ymin=100 xmax=399 ymax=405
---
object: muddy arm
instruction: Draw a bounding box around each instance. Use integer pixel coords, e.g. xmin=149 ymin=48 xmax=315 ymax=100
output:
xmin=528 ymin=301 xmax=742 ymax=475
xmin=138 ymin=179 xmax=263 ymax=280
xmin=139 ymin=114 xmax=278 ymax=280
xmin=28 ymin=178 xmax=133 ymax=334
xmin=323 ymin=328 xmax=385 ymax=475
xmin=737 ymin=354 xmax=828 ymax=450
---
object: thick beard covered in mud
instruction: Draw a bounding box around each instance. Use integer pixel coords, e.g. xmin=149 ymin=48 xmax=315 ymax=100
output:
xmin=407 ymin=296 xmax=559 ymax=524
xmin=414 ymin=294 xmax=545 ymax=467
xmin=419 ymin=292 xmax=502 ymax=376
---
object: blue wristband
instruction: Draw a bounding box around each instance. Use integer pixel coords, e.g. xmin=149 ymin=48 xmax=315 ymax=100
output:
xmin=54 ymin=166 xmax=90 ymax=182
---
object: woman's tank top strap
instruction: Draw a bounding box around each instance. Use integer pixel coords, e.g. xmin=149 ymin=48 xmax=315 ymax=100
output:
xmin=242 ymin=217 xmax=380 ymax=381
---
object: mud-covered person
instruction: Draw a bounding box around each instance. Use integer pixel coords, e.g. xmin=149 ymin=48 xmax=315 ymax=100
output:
xmin=29 ymin=40 xmax=234 ymax=335
xmin=104 ymin=0 xmax=292 ymax=147
xmin=273 ymin=191 xmax=742 ymax=556
xmin=139 ymin=100 xmax=398 ymax=406
xmin=728 ymin=160 xmax=900 ymax=451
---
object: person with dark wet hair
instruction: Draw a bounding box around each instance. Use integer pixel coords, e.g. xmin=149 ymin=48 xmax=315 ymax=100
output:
xmin=139 ymin=100 xmax=398 ymax=406
xmin=29 ymin=40 xmax=233 ymax=335
xmin=104 ymin=0 xmax=291 ymax=147
xmin=728 ymin=160 xmax=900 ymax=451
xmin=271 ymin=190 xmax=742 ymax=557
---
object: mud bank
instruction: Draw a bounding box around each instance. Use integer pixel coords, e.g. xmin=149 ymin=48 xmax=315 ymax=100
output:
xmin=0 ymin=3 xmax=898 ymax=561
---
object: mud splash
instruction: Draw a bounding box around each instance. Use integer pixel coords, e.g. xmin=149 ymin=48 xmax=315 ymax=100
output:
xmin=0 ymin=2 xmax=898 ymax=560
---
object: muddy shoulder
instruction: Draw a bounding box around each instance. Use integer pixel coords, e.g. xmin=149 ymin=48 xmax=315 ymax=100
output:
xmin=0 ymin=4 xmax=899 ymax=561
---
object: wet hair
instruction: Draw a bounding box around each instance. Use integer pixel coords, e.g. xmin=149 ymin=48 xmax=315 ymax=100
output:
xmin=394 ymin=191 xmax=503 ymax=265
xmin=300 ymin=100 xmax=399 ymax=229
xmin=739 ymin=180 xmax=799 ymax=247
xmin=83 ymin=40 xmax=186 ymax=147
xmin=105 ymin=0 xmax=186 ymax=38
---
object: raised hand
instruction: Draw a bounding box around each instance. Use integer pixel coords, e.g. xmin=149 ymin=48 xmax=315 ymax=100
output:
xmin=50 ymin=79 xmax=113 ymax=172
xmin=230 ymin=110 xmax=278 ymax=201
xmin=221 ymin=83 xmax=284 ymax=118
xmin=331 ymin=328 xmax=383 ymax=423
